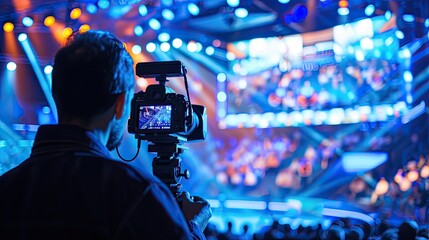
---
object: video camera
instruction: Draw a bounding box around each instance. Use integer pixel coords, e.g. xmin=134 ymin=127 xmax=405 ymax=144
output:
xmin=126 ymin=60 xmax=207 ymax=192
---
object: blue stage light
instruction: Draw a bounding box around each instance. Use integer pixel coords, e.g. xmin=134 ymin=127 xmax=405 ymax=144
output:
xmin=172 ymin=38 xmax=183 ymax=48
xmin=402 ymin=14 xmax=415 ymax=22
xmin=44 ymin=65 xmax=53 ymax=75
xmin=146 ymin=42 xmax=156 ymax=52
xmin=138 ymin=4 xmax=148 ymax=16
xmin=278 ymin=0 xmax=290 ymax=3
xmin=338 ymin=7 xmax=349 ymax=16
xmin=234 ymin=8 xmax=248 ymax=18
xmin=227 ymin=0 xmax=240 ymax=7
xmin=162 ymin=9 xmax=175 ymax=20
xmin=134 ymin=25 xmax=143 ymax=36
xmin=187 ymin=3 xmax=200 ymax=16
xmin=148 ymin=18 xmax=161 ymax=30
xmin=6 ymin=62 xmax=17 ymax=72
xmin=86 ymin=3 xmax=98 ymax=14
xmin=292 ymin=5 xmax=308 ymax=22
xmin=158 ymin=32 xmax=170 ymax=42
xmin=205 ymin=46 xmax=215 ymax=55
xmin=217 ymin=73 xmax=227 ymax=82
xmin=18 ymin=33 xmax=27 ymax=42
xmin=364 ymin=4 xmax=375 ymax=16
xmin=22 ymin=16 xmax=34 ymax=27
xmin=97 ymin=0 xmax=110 ymax=9
xmin=131 ymin=45 xmax=142 ymax=54
xmin=160 ymin=42 xmax=170 ymax=52
xmin=217 ymin=92 xmax=227 ymax=102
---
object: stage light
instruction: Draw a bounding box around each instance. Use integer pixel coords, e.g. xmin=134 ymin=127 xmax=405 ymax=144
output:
xmin=148 ymin=18 xmax=161 ymax=30
xmin=86 ymin=3 xmax=98 ymax=14
xmin=134 ymin=25 xmax=143 ymax=36
xmin=172 ymin=38 xmax=183 ymax=48
xmin=160 ymin=42 xmax=170 ymax=52
xmin=364 ymin=4 xmax=375 ymax=16
xmin=375 ymin=177 xmax=389 ymax=195
xmin=22 ymin=16 xmax=34 ymax=27
xmin=291 ymin=5 xmax=308 ymax=22
xmin=217 ymin=73 xmax=227 ymax=82
xmin=98 ymin=0 xmax=110 ymax=9
xmin=402 ymin=14 xmax=415 ymax=23
xmin=421 ymin=165 xmax=429 ymax=178
xmin=338 ymin=7 xmax=349 ymax=16
xmin=162 ymin=9 xmax=175 ymax=20
xmin=360 ymin=37 xmax=373 ymax=50
xmin=158 ymin=32 xmax=170 ymax=42
xmin=338 ymin=0 xmax=348 ymax=8
xmin=146 ymin=42 xmax=156 ymax=52
xmin=217 ymin=92 xmax=227 ymax=102
xmin=44 ymin=65 xmax=53 ymax=75
xmin=425 ymin=18 xmax=429 ymax=28
xmin=395 ymin=30 xmax=404 ymax=40
xmin=384 ymin=10 xmax=391 ymax=20
xmin=187 ymin=41 xmax=197 ymax=52
xmin=44 ymin=16 xmax=56 ymax=27
xmin=3 ymin=22 xmax=14 ymax=32
xmin=278 ymin=0 xmax=290 ymax=3
xmin=235 ymin=8 xmax=248 ymax=18
xmin=70 ymin=8 xmax=82 ymax=19
xmin=6 ymin=62 xmax=17 ymax=72
xmin=403 ymin=71 xmax=413 ymax=82
xmin=18 ymin=33 xmax=28 ymax=42
xmin=187 ymin=3 xmax=200 ymax=16
xmin=161 ymin=0 xmax=173 ymax=7
xmin=384 ymin=37 xmax=394 ymax=46
xmin=227 ymin=0 xmax=240 ymax=7
xmin=79 ymin=24 xmax=90 ymax=33
xmin=138 ymin=4 xmax=148 ymax=16
xmin=212 ymin=39 xmax=221 ymax=47
xmin=205 ymin=46 xmax=215 ymax=55
xmin=62 ymin=27 xmax=73 ymax=38
xmin=196 ymin=42 xmax=203 ymax=52
xmin=131 ymin=44 xmax=142 ymax=54
xmin=226 ymin=52 xmax=236 ymax=61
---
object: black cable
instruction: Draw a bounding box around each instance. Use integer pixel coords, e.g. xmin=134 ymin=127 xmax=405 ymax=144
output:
xmin=182 ymin=65 xmax=194 ymax=127
xmin=116 ymin=138 xmax=141 ymax=162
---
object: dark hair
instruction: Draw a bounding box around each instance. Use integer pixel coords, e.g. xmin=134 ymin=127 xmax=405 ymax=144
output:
xmin=52 ymin=30 xmax=134 ymax=120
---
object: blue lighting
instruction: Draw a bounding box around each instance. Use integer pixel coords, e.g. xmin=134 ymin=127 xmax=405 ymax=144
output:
xmin=403 ymin=71 xmax=413 ymax=82
xmin=44 ymin=65 xmax=53 ymax=75
xmin=342 ymin=152 xmax=388 ymax=173
xmin=425 ymin=18 xmax=429 ymax=27
xmin=385 ymin=10 xmax=391 ymax=20
xmin=97 ymin=0 xmax=110 ymax=9
xmin=292 ymin=5 xmax=308 ymax=22
xmin=162 ymin=9 xmax=175 ymax=20
xmin=217 ymin=73 xmax=227 ymax=82
xmin=86 ymin=3 xmax=98 ymax=14
xmin=338 ymin=7 xmax=349 ymax=16
xmin=22 ymin=16 xmax=34 ymax=27
xmin=234 ymin=8 xmax=248 ymax=18
xmin=138 ymin=4 xmax=148 ymax=16
xmin=364 ymin=4 xmax=375 ymax=16
xmin=205 ymin=46 xmax=215 ymax=55
xmin=18 ymin=33 xmax=28 ymax=42
xmin=131 ymin=45 xmax=142 ymax=54
xmin=6 ymin=62 xmax=17 ymax=72
xmin=161 ymin=0 xmax=173 ymax=6
xmin=395 ymin=30 xmax=404 ymax=39
xmin=278 ymin=0 xmax=290 ymax=3
xmin=187 ymin=3 xmax=200 ymax=16
xmin=172 ymin=38 xmax=183 ymax=48
xmin=134 ymin=25 xmax=143 ymax=36
xmin=227 ymin=0 xmax=240 ymax=7
xmin=403 ymin=14 xmax=415 ymax=22
xmin=158 ymin=32 xmax=170 ymax=42
xmin=217 ymin=92 xmax=227 ymax=102
xmin=42 ymin=106 xmax=51 ymax=114
xmin=160 ymin=42 xmax=170 ymax=52
xmin=146 ymin=42 xmax=156 ymax=52
xmin=148 ymin=18 xmax=161 ymax=30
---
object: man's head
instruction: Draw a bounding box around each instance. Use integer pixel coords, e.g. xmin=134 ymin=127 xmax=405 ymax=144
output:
xmin=52 ymin=30 xmax=134 ymax=149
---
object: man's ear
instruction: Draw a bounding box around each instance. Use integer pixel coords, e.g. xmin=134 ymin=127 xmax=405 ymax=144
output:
xmin=114 ymin=92 xmax=126 ymax=120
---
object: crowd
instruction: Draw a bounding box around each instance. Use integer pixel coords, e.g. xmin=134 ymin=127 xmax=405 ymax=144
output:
xmin=227 ymin=58 xmax=402 ymax=114
xmin=204 ymin=218 xmax=429 ymax=240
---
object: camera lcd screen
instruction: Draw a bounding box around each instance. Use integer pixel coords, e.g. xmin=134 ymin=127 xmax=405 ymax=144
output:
xmin=138 ymin=105 xmax=172 ymax=130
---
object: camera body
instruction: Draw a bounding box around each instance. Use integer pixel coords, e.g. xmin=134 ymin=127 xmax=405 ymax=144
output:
xmin=128 ymin=61 xmax=207 ymax=142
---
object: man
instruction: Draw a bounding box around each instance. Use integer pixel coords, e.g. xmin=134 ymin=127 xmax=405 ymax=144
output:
xmin=0 ymin=30 xmax=211 ymax=239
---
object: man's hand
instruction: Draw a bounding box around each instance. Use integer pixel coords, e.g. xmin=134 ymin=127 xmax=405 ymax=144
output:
xmin=180 ymin=191 xmax=212 ymax=231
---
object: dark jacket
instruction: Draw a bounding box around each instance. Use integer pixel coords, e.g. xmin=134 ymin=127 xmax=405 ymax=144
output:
xmin=0 ymin=124 xmax=205 ymax=239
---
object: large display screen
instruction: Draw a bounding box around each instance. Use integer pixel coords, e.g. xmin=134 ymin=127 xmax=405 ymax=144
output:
xmin=217 ymin=17 xmax=411 ymax=128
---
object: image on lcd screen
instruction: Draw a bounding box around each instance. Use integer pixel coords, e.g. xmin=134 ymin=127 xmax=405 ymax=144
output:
xmin=138 ymin=105 xmax=172 ymax=130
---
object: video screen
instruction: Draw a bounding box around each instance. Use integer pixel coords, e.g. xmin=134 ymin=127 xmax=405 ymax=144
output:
xmin=218 ymin=17 xmax=411 ymax=128
xmin=138 ymin=105 xmax=172 ymax=130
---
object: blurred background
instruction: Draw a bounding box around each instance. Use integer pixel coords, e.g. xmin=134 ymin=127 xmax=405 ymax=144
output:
xmin=0 ymin=0 xmax=428 ymax=238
